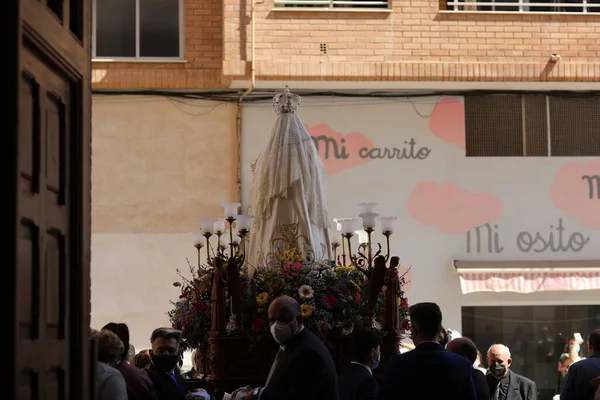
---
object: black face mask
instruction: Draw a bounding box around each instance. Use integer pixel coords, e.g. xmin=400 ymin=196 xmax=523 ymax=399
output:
xmin=490 ymin=363 xmax=507 ymax=379
xmin=152 ymin=354 xmax=179 ymax=373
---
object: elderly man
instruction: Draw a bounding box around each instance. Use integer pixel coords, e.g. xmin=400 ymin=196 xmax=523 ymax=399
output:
xmin=246 ymin=295 xmax=339 ymax=400
xmin=561 ymin=329 xmax=600 ymax=400
xmin=447 ymin=338 xmax=490 ymax=400
xmin=486 ymin=344 xmax=537 ymax=400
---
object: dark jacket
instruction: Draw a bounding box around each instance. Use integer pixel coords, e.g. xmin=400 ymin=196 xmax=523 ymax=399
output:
xmin=147 ymin=366 xmax=188 ymax=400
xmin=261 ymin=328 xmax=339 ymax=400
xmin=486 ymin=369 xmax=537 ymax=400
xmin=339 ymin=363 xmax=378 ymax=400
xmin=472 ymin=369 xmax=490 ymax=400
xmin=115 ymin=362 xmax=155 ymax=400
xmin=561 ymin=352 xmax=600 ymax=400
xmin=380 ymin=342 xmax=476 ymax=400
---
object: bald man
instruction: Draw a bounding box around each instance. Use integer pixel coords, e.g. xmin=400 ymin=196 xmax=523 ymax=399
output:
xmin=487 ymin=344 xmax=537 ymax=400
xmin=245 ymin=296 xmax=339 ymax=400
xmin=447 ymin=338 xmax=490 ymax=400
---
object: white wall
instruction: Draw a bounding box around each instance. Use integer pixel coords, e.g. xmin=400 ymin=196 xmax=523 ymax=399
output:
xmin=240 ymin=96 xmax=600 ymax=330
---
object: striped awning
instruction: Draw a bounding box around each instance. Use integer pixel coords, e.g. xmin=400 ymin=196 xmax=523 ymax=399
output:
xmin=454 ymin=260 xmax=600 ymax=294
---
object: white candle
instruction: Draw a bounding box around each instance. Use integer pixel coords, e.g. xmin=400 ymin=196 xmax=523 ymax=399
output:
xmin=236 ymin=215 xmax=254 ymax=230
xmin=333 ymin=218 xmax=346 ymax=232
xmin=220 ymin=231 xmax=230 ymax=246
xmin=231 ymin=228 xmax=242 ymax=244
xmin=355 ymin=230 xmax=369 ymax=244
xmin=191 ymin=231 xmax=206 ymax=246
xmin=379 ymin=216 xmax=398 ymax=232
xmin=358 ymin=202 xmax=378 ymax=214
xmin=214 ymin=219 xmax=226 ymax=233
xmin=198 ymin=218 xmax=218 ymax=234
xmin=339 ymin=218 xmax=356 ymax=234
xmin=221 ymin=202 xmax=241 ymax=218
xmin=359 ymin=212 xmax=379 ymax=229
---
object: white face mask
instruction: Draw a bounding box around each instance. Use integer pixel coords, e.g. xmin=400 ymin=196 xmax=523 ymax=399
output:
xmin=270 ymin=321 xmax=296 ymax=344
xmin=473 ymin=360 xmax=480 ymax=368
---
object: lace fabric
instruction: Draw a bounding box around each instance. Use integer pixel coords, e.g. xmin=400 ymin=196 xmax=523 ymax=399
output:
xmin=251 ymin=113 xmax=329 ymax=231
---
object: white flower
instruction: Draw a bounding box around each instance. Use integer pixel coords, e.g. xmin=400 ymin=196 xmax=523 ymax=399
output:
xmin=299 ymin=285 xmax=314 ymax=299
xmin=322 ymin=269 xmax=336 ymax=278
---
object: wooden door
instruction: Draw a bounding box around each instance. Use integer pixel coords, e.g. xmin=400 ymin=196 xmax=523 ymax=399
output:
xmin=5 ymin=0 xmax=92 ymax=398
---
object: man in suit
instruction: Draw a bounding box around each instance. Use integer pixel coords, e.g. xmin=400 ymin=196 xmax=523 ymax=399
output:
xmin=447 ymin=337 xmax=490 ymax=400
xmin=380 ymin=302 xmax=477 ymax=400
xmin=486 ymin=344 xmax=537 ymax=400
xmin=561 ymin=329 xmax=600 ymax=400
xmin=339 ymin=327 xmax=381 ymax=400
xmin=146 ymin=327 xmax=188 ymax=400
xmin=246 ymin=295 xmax=339 ymax=400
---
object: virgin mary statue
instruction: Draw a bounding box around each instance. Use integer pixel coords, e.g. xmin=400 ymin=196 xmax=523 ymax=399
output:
xmin=247 ymin=87 xmax=331 ymax=273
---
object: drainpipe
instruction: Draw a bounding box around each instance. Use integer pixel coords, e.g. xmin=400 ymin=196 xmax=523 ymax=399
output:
xmin=236 ymin=1 xmax=263 ymax=203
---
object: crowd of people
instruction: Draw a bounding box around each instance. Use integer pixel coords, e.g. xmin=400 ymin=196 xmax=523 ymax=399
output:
xmin=92 ymin=298 xmax=600 ymax=400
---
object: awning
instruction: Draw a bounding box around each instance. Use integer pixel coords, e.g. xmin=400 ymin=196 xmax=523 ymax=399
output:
xmin=453 ymin=260 xmax=600 ymax=294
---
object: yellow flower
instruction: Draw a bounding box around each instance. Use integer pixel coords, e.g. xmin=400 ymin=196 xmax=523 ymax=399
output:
xmin=301 ymin=303 xmax=312 ymax=318
xmin=281 ymin=248 xmax=303 ymax=262
xmin=350 ymin=280 xmax=361 ymax=292
xmin=337 ymin=266 xmax=355 ymax=274
xmin=256 ymin=292 xmax=269 ymax=305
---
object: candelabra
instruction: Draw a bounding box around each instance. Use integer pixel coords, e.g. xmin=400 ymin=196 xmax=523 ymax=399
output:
xmin=192 ymin=202 xmax=254 ymax=268
xmin=332 ymin=202 xmax=397 ymax=276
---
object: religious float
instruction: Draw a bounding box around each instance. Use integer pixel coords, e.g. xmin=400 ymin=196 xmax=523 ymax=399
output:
xmin=168 ymin=87 xmax=412 ymax=395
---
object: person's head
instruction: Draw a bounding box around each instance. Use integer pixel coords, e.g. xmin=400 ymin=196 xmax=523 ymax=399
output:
xmin=487 ymin=344 xmax=512 ymax=380
xmin=447 ymin=337 xmax=478 ymax=365
xmin=268 ymin=295 xmax=302 ymax=345
xmin=150 ymin=327 xmax=182 ymax=373
xmin=350 ymin=327 xmax=381 ymax=369
xmin=191 ymin=349 xmax=203 ymax=369
xmin=408 ymin=302 xmax=443 ymax=344
xmin=476 ymin=350 xmax=483 ymax=368
xmin=132 ymin=350 xmax=152 ymax=370
xmin=91 ymin=329 xmax=125 ymax=367
xmin=588 ymin=329 xmax=600 ymax=355
xmin=564 ymin=337 xmax=582 ymax=356
xmin=128 ymin=345 xmax=136 ymax=362
xmin=102 ymin=322 xmax=130 ymax=364
xmin=438 ymin=326 xmax=449 ymax=347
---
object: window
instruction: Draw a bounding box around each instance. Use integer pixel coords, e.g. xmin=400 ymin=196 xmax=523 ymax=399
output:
xmin=462 ymin=305 xmax=600 ymax=400
xmin=93 ymin=0 xmax=182 ymax=59
xmin=446 ymin=0 xmax=600 ymax=13
xmin=273 ymin=0 xmax=390 ymax=10
xmin=465 ymin=94 xmax=600 ymax=157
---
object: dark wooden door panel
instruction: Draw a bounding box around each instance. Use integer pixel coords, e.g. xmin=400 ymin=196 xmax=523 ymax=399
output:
xmin=11 ymin=0 xmax=92 ymax=399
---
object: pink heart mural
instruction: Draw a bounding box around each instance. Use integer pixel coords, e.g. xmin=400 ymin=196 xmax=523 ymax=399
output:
xmin=428 ymin=98 xmax=465 ymax=150
xmin=550 ymin=161 xmax=600 ymax=230
xmin=305 ymin=124 xmax=373 ymax=176
xmin=408 ymin=181 xmax=503 ymax=235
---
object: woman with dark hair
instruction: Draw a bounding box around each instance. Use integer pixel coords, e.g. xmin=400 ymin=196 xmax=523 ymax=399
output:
xmin=91 ymin=329 xmax=128 ymax=400
xmin=103 ymin=322 xmax=156 ymax=400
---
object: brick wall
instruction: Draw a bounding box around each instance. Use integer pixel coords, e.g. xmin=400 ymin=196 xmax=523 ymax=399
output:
xmin=92 ymin=0 xmax=226 ymax=89
xmin=222 ymin=1 xmax=600 ymax=82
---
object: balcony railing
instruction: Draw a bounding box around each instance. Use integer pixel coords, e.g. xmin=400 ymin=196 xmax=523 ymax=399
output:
xmin=447 ymin=0 xmax=600 ymax=13
xmin=272 ymin=0 xmax=390 ymax=10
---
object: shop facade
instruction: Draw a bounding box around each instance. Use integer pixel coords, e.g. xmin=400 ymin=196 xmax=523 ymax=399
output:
xmin=241 ymin=93 xmax=600 ymax=399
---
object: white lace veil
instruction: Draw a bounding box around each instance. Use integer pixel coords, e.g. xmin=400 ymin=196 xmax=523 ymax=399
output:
xmin=251 ymin=87 xmax=329 ymax=230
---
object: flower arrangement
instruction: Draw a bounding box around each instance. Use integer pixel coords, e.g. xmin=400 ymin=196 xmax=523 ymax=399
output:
xmin=169 ymin=249 xmax=410 ymax=353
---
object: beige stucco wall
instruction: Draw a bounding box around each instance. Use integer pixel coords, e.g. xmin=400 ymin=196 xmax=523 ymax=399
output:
xmin=91 ymin=95 xmax=238 ymax=353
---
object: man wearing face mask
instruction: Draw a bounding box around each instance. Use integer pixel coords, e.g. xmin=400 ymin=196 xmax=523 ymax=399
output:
xmin=486 ymin=344 xmax=537 ymax=400
xmin=338 ymin=327 xmax=381 ymax=400
xmin=380 ymin=302 xmax=477 ymax=400
xmin=245 ymin=295 xmax=339 ymax=400
xmin=146 ymin=327 xmax=189 ymax=400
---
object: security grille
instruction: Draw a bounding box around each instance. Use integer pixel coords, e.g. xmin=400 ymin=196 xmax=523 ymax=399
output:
xmin=273 ymin=0 xmax=390 ymax=9
xmin=465 ymin=94 xmax=600 ymax=157
xmin=446 ymin=0 xmax=600 ymax=13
